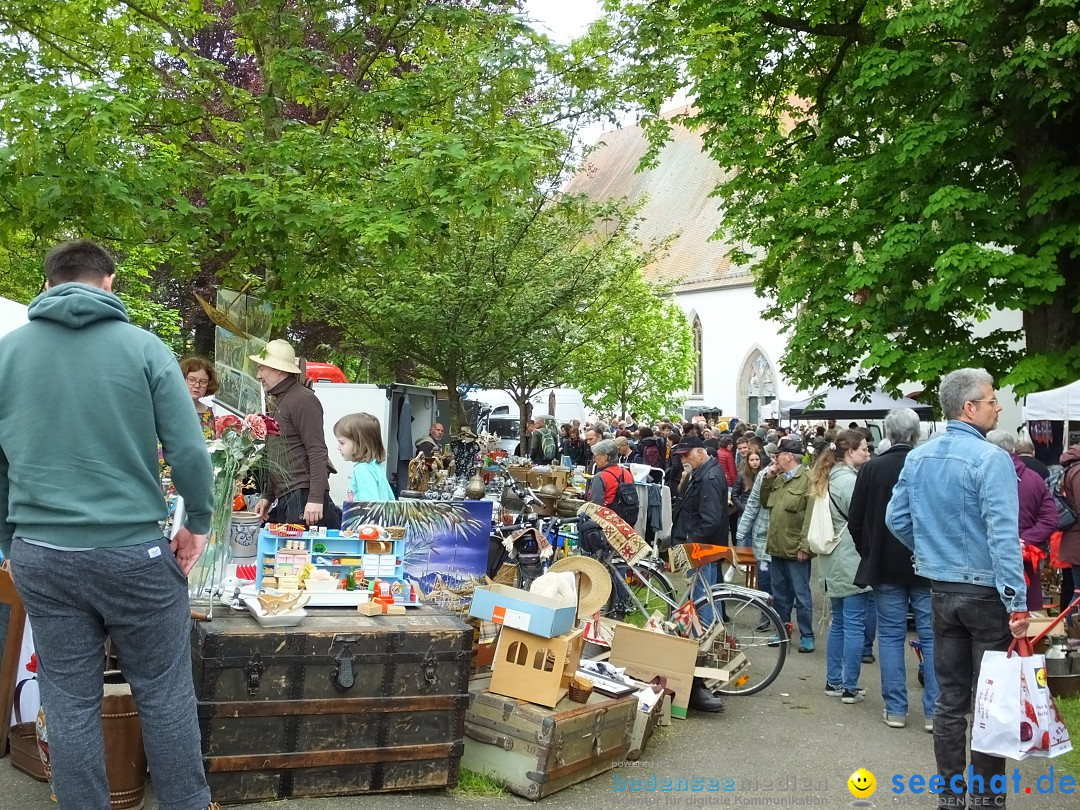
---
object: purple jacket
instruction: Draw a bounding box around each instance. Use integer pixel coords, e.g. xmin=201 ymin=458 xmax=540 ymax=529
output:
xmin=1014 ymin=454 xmax=1057 ymax=549
xmin=1014 ymin=454 xmax=1057 ymax=611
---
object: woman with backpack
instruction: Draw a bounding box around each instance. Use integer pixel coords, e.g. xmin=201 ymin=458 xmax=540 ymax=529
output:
xmin=1058 ymin=443 xmax=1080 ymax=616
xmin=587 ymin=439 xmax=639 ymax=525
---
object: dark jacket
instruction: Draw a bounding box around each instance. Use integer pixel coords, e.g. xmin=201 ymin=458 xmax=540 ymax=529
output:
xmin=848 ymin=444 xmax=926 ymax=588
xmin=265 ymin=375 xmax=335 ymax=504
xmin=672 ymin=457 xmax=729 ymax=546
xmin=1019 ymin=454 xmax=1051 ymax=481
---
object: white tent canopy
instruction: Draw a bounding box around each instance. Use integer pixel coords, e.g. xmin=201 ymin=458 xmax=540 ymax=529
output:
xmin=1022 ymin=379 xmax=1080 ymax=422
xmin=785 ymin=383 xmax=935 ymax=421
xmin=0 ymin=296 xmax=29 ymax=341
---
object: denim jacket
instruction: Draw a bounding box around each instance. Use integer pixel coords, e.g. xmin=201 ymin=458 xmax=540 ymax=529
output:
xmin=885 ymin=420 xmax=1026 ymax=612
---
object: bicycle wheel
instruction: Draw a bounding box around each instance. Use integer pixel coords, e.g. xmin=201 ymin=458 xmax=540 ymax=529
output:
xmin=602 ymin=557 xmax=676 ymax=628
xmin=692 ymin=588 xmax=788 ymax=695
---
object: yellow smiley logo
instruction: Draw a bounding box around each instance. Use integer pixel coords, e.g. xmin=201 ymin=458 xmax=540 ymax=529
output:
xmin=1035 ymin=667 xmax=1047 ymax=688
xmin=848 ymin=768 xmax=876 ymax=798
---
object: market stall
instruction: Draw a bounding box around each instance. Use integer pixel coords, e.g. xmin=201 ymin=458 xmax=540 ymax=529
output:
xmin=1023 ymin=379 xmax=1080 ymax=464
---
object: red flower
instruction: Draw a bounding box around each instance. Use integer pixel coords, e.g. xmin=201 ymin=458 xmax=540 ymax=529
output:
xmin=262 ymin=415 xmax=281 ymax=437
xmin=215 ymin=414 xmax=242 ymax=435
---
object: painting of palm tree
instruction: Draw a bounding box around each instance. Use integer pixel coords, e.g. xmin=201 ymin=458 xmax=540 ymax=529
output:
xmin=342 ymin=500 xmax=493 ymax=598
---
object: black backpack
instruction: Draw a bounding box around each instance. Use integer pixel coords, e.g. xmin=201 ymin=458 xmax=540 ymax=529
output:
xmin=600 ymin=466 xmax=640 ymax=526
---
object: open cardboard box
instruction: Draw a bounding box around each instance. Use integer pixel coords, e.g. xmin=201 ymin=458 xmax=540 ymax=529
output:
xmin=489 ymin=627 xmax=585 ymax=708
xmin=609 ymin=624 xmax=698 ymax=719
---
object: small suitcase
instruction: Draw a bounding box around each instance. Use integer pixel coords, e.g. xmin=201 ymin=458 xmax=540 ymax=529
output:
xmin=461 ymin=674 xmax=636 ymax=800
xmin=191 ymin=607 xmax=472 ymax=804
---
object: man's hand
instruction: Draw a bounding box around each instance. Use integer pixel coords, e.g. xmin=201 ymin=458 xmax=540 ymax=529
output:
xmin=170 ymin=527 xmax=207 ymax=576
xmin=1009 ymin=611 xmax=1030 ymax=639
xmin=796 ymin=550 xmax=810 ymax=563
xmin=304 ymin=501 xmax=324 ymax=525
xmin=253 ymin=498 xmax=271 ymax=522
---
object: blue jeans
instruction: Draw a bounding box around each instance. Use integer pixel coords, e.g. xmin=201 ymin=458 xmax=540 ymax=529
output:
xmin=876 ymin=582 xmax=938 ymax=719
xmin=770 ymin=557 xmax=813 ymax=640
xmin=863 ymin=590 xmax=877 ymax=656
xmin=757 ymin=559 xmax=772 ymax=596
xmin=692 ymin=562 xmax=718 ymax=626
xmin=11 ymin=537 xmax=211 ymax=810
xmin=827 ymin=592 xmax=869 ymax=691
xmin=931 ymin=589 xmax=1011 ymax=809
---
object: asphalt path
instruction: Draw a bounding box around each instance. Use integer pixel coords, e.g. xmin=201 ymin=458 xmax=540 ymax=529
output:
xmin=2 ymin=609 xmax=1074 ymax=810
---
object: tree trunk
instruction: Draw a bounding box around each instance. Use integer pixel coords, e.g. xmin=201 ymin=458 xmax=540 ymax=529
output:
xmin=517 ymin=395 xmax=531 ymax=455
xmin=443 ymin=377 xmax=463 ymax=433
xmin=1024 ymin=249 xmax=1080 ymax=360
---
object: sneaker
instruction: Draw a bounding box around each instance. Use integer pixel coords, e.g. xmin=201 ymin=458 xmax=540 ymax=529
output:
xmin=882 ymin=710 xmax=907 ymax=728
xmin=924 ymin=719 xmax=934 ymax=733
xmin=798 ymin=638 xmax=815 ymax=653
xmin=825 ymin=682 xmax=844 ymax=697
xmin=862 ymin=653 xmax=876 ymax=664
xmin=841 ymin=689 xmax=864 ymax=704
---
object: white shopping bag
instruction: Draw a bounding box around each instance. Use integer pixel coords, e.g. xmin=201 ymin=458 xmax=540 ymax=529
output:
xmin=972 ymin=641 xmax=1072 ymax=760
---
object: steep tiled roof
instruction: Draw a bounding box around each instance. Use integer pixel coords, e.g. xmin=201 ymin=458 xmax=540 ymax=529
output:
xmin=566 ymin=114 xmax=753 ymax=291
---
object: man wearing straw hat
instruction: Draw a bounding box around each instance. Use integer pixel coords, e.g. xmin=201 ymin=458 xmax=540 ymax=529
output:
xmin=250 ymin=339 xmax=339 ymax=527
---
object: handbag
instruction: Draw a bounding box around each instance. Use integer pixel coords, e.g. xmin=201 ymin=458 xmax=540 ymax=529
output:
xmin=806 ymin=490 xmax=840 ymax=555
xmin=971 ymin=639 xmax=1072 ymax=760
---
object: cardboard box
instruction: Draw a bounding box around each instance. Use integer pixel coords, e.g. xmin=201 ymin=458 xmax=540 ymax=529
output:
xmin=626 ymin=690 xmax=669 ymax=760
xmin=489 ymin=627 xmax=584 ymax=707
xmin=609 ymin=624 xmax=698 ymax=719
xmin=470 ymin=583 xmax=577 ymax=638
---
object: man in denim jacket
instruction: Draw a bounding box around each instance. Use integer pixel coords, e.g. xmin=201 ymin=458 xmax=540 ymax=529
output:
xmin=886 ymin=368 xmax=1029 ymax=810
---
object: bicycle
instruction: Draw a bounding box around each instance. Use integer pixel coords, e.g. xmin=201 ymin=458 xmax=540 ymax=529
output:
xmin=577 ymin=540 xmax=789 ymax=696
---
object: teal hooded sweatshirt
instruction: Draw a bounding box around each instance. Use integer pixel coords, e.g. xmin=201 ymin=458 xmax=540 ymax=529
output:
xmin=0 ymin=283 xmax=213 ymax=558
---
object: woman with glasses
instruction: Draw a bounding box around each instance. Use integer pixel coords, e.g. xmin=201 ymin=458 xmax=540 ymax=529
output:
xmin=180 ymin=357 xmax=219 ymax=439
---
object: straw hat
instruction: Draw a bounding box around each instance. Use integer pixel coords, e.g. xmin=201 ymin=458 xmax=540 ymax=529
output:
xmin=548 ymin=555 xmax=611 ymax=617
xmin=249 ymin=339 xmax=301 ymax=374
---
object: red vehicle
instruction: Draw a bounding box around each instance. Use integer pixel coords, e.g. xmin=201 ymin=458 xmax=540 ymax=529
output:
xmin=304 ymin=362 xmax=348 ymax=384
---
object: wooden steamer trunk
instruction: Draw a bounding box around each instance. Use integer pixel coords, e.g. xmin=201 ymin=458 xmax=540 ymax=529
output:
xmin=461 ymin=674 xmax=637 ymax=800
xmin=191 ymin=608 xmax=471 ymax=804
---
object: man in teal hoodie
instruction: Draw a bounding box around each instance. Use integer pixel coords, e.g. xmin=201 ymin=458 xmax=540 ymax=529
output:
xmin=0 ymin=240 xmax=215 ymax=810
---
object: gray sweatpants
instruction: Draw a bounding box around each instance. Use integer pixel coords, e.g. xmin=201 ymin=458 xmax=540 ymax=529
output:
xmin=11 ymin=537 xmax=210 ymax=810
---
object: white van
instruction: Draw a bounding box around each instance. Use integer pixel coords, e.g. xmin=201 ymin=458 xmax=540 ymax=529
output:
xmin=468 ymin=387 xmax=589 ymax=426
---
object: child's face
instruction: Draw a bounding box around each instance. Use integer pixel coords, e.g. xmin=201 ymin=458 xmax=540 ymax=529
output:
xmin=336 ymin=434 xmax=357 ymax=461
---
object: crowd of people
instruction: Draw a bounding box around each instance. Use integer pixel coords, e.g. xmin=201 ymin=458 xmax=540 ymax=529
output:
xmin=573 ymin=371 xmax=1078 ymax=808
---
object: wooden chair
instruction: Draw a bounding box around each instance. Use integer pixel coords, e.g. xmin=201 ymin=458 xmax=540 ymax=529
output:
xmin=0 ymin=561 xmax=28 ymax=757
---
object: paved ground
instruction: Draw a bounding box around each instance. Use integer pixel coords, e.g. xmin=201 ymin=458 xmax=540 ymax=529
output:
xmin=2 ymin=612 xmax=1074 ymax=809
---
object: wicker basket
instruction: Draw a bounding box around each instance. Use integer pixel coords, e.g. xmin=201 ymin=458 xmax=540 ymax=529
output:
xmin=567 ymin=675 xmax=594 ymax=704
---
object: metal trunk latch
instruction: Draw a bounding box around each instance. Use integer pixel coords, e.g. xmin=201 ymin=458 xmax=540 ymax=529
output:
xmin=333 ymin=645 xmax=356 ymax=691
xmin=420 ymin=655 xmax=438 ymax=686
xmin=244 ymin=653 xmax=264 ymax=696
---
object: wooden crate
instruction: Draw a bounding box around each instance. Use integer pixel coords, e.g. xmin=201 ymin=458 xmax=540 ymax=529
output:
xmin=461 ymin=674 xmax=636 ymax=800
xmin=191 ymin=607 xmax=472 ymax=804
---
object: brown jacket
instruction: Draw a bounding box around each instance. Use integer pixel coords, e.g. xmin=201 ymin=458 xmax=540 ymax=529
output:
xmin=264 ymin=376 xmax=334 ymax=504
xmin=1059 ymin=445 xmax=1080 ymax=566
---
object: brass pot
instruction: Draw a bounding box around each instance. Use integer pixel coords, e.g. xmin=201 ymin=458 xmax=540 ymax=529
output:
xmin=465 ymin=473 xmax=487 ymax=500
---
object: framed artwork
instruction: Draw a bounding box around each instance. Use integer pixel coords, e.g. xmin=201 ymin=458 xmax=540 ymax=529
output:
xmin=342 ymin=500 xmax=494 ymax=613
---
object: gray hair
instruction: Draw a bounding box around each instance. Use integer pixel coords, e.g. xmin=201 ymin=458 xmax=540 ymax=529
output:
xmin=985 ymin=430 xmax=1015 ymax=453
xmin=592 ymin=438 xmax=617 ymax=459
xmin=592 ymin=420 xmax=609 ymax=434
xmin=884 ymin=408 xmax=921 ymax=446
xmin=1015 ymin=438 xmax=1035 ymax=455
xmin=939 ymin=368 xmax=994 ymax=420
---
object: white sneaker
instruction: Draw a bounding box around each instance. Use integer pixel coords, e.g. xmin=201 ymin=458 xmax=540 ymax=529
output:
xmin=883 ymin=710 xmax=907 ymax=728
xmin=924 ymin=719 xmax=934 ymax=733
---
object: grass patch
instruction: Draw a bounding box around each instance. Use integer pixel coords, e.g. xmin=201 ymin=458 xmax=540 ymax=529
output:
xmin=1058 ymin=696 xmax=1080 ymax=778
xmin=453 ymin=768 xmax=508 ymax=798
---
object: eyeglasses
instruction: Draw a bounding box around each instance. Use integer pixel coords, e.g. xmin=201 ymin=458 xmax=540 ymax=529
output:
xmin=971 ymin=398 xmax=999 ymax=406
xmin=186 ymin=377 xmax=209 ymax=389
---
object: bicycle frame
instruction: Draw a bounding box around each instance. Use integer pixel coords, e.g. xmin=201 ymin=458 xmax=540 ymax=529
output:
xmin=610 ymin=556 xmax=774 ymax=640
